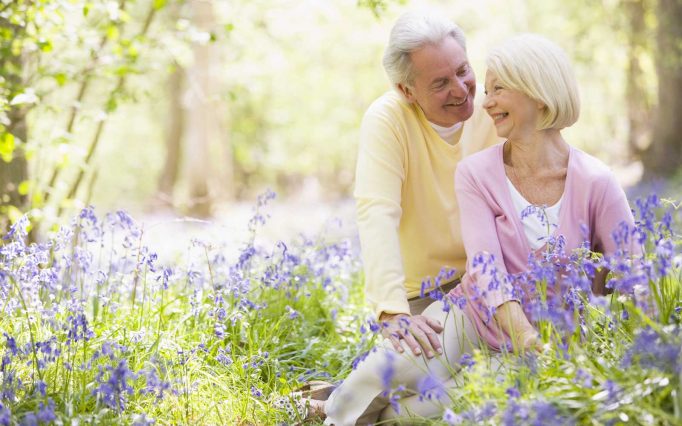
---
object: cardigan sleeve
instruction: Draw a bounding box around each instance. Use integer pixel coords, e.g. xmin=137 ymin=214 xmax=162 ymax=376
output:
xmin=354 ymin=103 xmax=410 ymax=317
xmin=455 ymin=162 xmax=517 ymax=309
xmin=592 ymin=172 xmax=639 ymax=256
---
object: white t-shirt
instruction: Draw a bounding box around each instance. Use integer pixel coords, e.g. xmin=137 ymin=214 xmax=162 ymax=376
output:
xmin=506 ymin=178 xmax=562 ymax=250
xmin=429 ymin=121 xmax=463 ymax=145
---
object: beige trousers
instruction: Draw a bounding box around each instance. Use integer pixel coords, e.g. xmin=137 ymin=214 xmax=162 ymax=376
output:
xmin=324 ymin=300 xmax=484 ymax=425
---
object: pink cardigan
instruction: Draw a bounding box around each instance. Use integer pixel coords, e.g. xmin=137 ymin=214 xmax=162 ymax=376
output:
xmin=448 ymin=143 xmax=636 ymax=350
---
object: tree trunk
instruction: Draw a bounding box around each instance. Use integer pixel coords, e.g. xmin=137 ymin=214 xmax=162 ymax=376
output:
xmin=0 ymin=107 xmax=28 ymax=215
xmin=0 ymin=49 xmax=29 ymax=232
xmin=643 ymin=0 xmax=682 ymax=177
xmin=156 ymin=65 xmax=185 ymax=206
xmin=184 ymin=0 xmax=219 ymax=217
xmin=624 ymin=0 xmax=653 ymax=157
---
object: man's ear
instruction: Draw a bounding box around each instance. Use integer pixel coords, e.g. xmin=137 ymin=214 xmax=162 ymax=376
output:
xmin=397 ymin=83 xmax=416 ymax=103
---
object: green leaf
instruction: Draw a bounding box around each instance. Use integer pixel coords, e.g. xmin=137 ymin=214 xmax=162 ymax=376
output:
xmin=153 ymin=0 xmax=167 ymax=10
xmin=17 ymin=180 xmax=30 ymax=196
xmin=0 ymin=132 xmax=15 ymax=163
xmin=107 ymin=25 xmax=120 ymax=41
xmin=53 ymin=72 xmax=67 ymax=86
xmin=38 ymin=39 xmax=52 ymax=52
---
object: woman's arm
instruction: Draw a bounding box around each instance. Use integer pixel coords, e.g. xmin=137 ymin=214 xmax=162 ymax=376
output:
xmin=494 ymin=301 xmax=540 ymax=352
xmin=456 ymin=160 xmax=538 ymax=351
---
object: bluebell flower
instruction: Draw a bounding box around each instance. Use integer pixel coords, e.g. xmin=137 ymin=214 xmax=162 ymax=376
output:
xmin=93 ymin=359 xmax=137 ymax=411
xmin=505 ymin=386 xmax=520 ymax=399
xmin=416 ymin=373 xmax=447 ymax=402
xmin=36 ymin=398 xmax=56 ymax=423
xmin=0 ymin=402 xmax=10 ymax=426
xmin=622 ymin=327 xmax=681 ymax=374
xmin=443 ymin=408 xmax=462 ymax=425
xmin=251 ymin=386 xmax=263 ymax=398
xmin=379 ymin=352 xmax=395 ymax=390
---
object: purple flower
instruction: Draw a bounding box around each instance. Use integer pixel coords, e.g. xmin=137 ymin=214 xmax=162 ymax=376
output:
xmin=37 ymin=398 xmax=56 ymax=423
xmin=0 ymin=402 xmax=10 ymax=426
xmin=459 ymin=353 xmax=475 ymax=369
xmin=505 ymin=386 xmax=521 ymax=399
xmin=622 ymin=327 xmax=681 ymax=374
xmin=574 ymin=369 xmax=593 ymax=388
xmin=251 ymin=386 xmax=263 ymax=398
xmin=93 ymin=359 xmax=137 ymax=411
xmin=531 ymin=401 xmax=559 ymax=426
xmin=286 ymin=305 xmax=300 ymax=319
xmin=416 ymin=373 xmax=447 ymax=402
xmin=443 ymin=408 xmax=463 ymax=425
xmin=141 ymin=368 xmax=173 ymax=400
xmin=379 ymin=351 xmax=396 ymax=391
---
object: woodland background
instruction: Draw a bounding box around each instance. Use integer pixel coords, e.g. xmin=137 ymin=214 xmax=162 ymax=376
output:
xmin=0 ymin=0 xmax=681 ymax=233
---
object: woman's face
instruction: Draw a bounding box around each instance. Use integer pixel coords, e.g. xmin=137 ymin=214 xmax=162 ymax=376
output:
xmin=482 ymin=70 xmax=544 ymax=140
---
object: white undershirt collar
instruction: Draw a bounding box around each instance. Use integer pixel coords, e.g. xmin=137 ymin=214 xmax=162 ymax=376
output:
xmin=428 ymin=121 xmax=463 ymax=145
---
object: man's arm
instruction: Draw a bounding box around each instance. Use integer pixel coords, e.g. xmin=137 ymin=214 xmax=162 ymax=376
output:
xmin=355 ymin=98 xmax=444 ymax=358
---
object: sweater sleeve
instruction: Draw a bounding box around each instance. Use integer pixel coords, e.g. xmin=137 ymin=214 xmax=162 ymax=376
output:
xmin=592 ymin=172 xmax=639 ymax=256
xmin=455 ymin=162 xmax=516 ymax=309
xmin=354 ymin=104 xmax=410 ymax=317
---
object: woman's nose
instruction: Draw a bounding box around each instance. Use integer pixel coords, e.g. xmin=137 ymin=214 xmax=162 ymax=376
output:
xmin=482 ymin=93 xmax=494 ymax=109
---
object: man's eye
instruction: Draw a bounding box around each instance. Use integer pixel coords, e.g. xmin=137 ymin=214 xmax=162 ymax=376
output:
xmin=457 ymin=66 xmax=469 ymax=77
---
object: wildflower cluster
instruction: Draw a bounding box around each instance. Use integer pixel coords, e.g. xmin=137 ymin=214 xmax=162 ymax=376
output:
xmin=364 ymin=195 xmax=681 ymax=425
xmin=0 ymin=193 xmax=369 ymax=424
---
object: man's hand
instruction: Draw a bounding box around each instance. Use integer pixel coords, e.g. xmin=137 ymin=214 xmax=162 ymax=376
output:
xmin=379 ymin=313 xmax=444 ymax=358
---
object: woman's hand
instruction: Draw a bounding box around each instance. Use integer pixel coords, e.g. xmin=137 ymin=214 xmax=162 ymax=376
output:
xmin=494 ymin=301 xmax=541 ymax=353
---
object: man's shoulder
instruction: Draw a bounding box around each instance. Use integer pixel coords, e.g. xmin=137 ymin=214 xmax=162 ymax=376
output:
xmin=365 ymin=90 xmax=416 ymax=121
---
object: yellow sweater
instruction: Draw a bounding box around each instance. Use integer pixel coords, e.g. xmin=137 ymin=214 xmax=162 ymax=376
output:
xmin=354 ymin=90 xmax=501 ymax=317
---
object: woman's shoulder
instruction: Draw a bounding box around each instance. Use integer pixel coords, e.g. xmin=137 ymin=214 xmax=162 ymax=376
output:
xmin=569 ymin=147 xmax=617 ymax=184
xmin=460 ymin=143 xmax=503 ymax=170
xmin=455 ymin=144 xmax=504 ymax=190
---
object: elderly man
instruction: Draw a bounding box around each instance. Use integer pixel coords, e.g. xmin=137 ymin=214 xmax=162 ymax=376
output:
xmin=356 ymin=10 xmax=499 ymax=360
xmin=314 ymin=10 xmax=500 ymax=425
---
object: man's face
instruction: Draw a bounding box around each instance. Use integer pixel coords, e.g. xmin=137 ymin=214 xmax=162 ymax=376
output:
xmin=398 ymin=37 xmax=476 ymax=127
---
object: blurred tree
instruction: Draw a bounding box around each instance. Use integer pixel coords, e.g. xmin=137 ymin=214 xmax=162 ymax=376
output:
xmin=162 ymin=0 xmax=232 ymax=217
xmin=624 ymin=0 xmax=654 ymax=157
xmin=157 ymin=64 xmax=185 ymax=206
xmin=643 ymin=0 xmax=682 ymax=177
xmin=0 ymin=0 xmax=43 ymax=231
xmin=0 ymin=0 xmax=176 ymax=230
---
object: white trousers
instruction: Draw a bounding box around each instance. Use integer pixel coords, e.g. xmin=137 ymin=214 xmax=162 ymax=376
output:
xmin=324 ymin=301 xmax=485 ymax=425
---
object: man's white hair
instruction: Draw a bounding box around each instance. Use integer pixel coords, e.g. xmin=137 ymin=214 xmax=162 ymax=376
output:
xmin=382 ymin=10 xmax=467 ymax=88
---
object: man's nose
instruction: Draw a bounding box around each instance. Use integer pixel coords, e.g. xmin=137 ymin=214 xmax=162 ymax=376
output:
xmin=449 ymin=77 xmax=468 ymax=97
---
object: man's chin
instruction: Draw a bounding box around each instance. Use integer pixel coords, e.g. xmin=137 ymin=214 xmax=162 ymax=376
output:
xmin=447 ymin=101 xmax=474 ymax=123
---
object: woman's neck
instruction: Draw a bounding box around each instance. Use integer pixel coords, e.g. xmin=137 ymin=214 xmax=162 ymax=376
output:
xmin=504 ymin=129 xmax=569 ymax=174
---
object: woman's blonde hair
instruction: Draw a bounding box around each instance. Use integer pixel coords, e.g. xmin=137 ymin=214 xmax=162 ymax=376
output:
xmin=486 ymin=34 xmax=580 ymax=130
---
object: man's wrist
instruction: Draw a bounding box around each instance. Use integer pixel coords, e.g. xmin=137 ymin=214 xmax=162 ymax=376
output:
xmin=378 ymin=311 xmax=409 ymax=322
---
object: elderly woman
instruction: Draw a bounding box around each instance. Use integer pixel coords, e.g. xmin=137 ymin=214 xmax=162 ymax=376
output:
xmin=316 ymin=34 xmax=637 ymax=425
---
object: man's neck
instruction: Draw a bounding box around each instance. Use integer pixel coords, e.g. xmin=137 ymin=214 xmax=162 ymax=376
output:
xmin=429 ymin=120 xmax=463 ymax=145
